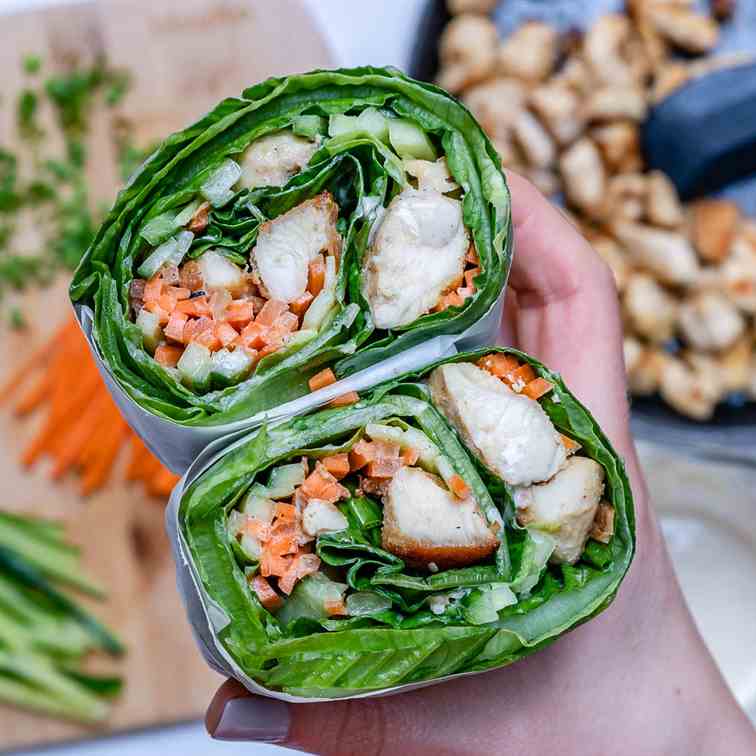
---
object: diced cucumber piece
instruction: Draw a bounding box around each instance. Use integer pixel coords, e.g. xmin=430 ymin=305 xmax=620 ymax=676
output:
xmin=327 ymin=108 xmax=389 ymax=143
xmin=328 ymin=114 xmax=358 ymax=139
xmin=463 ymin=585 xmax=517 ymax=625
xmin=302 ymin=255 xmax=337 ymax=331
xmin=177 ymin=342 xmax=212 ymax=392
xmin=200 ymin=159 xmax=242 ymax=207
xmin=292 ymin=115 xmax=327 ymax=139
xmin=140 ymin=200 xmax=202 ymax=246
xmin=239 ymin=531 xmax=263 ymax=560
xmin=137 ymin=230 xmax=194 ymax=279
xmin=277 ymin=573 xmax=347 ymax=626
xmin=511 ymin=530 xmax=555 ymax=596
xmin=140 ymin=211 xmax=176 ymax=246
xmin=388 ymin=118 xmax=437 ymax=161
xmin=264 ymin=463 xmax=306 ymax=499
xmin=357 ymin=107 xmax=389 ymax=142
xmin=346 ymin=591 xmax=392 ymax=616
xmin=136 ymin=309 xmax=162 ymax=353
xmin=210 ymin=348 xmax=254 ymax=388
xmin=239 ymin=494 xmax=275 ymax=524
xmin=173 ymin=198 xmax=203 ymax=227
xmin=364 ymin=423 xmax=440 ymax=472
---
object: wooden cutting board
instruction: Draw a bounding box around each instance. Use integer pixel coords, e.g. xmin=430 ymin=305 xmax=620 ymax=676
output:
xmin=0 ymin=0 xmax=332 ymax=749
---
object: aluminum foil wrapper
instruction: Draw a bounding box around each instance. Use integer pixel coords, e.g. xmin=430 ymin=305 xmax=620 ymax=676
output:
xmin=73 ymin=288 xmax=506 ymax=474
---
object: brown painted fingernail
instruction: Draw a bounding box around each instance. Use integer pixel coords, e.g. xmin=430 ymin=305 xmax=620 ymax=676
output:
xmin=209 ymin=696 xmax=291 ymax=742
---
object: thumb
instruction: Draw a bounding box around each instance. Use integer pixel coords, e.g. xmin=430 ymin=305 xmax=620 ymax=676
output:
xmin=205 ymin=679 xmax=466 ymax=755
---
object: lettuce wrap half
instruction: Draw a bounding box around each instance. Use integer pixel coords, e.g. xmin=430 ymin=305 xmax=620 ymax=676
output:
xmin=175 ymin=348 xmax=634 ymax=699
xmin=70 ymin=68 xmax=511 ymax=439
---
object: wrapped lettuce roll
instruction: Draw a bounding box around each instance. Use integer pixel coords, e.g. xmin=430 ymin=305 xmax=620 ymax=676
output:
xmin=70 ymin=68 xmax=511 ymax=466
xmin=172 ymin=348 xmax=634 ymax=700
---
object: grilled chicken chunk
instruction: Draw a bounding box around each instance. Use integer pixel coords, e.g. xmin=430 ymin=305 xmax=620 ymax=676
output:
xmin=240 ymin=130 xmax=319 ymax=188
xmin=302 ymin=499 xmax=348 ymax=537
xmin=515 ymin=457 xmax=606 ymax=564
xmin=382 ymin=466 xmax=498 ymax=570
xmin=362 ymin=188 xmax=468 ymax=328
xmin=252 ymin=192 xmax=341 ymax=303
xmin=429 ymin=363 xmax=566 ymax=487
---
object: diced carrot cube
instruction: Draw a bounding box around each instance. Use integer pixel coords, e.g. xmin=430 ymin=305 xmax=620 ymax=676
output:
xmin=465 ymin=243 xmax=479 ymax=265
xmin=560 ymin=434 xmax=581 ymax=455
xmin=260 ymin=551 xmax=293 ymax=579
xmin=324 ymin=598 xmax=347 ymax=616
xmin=433 ymin=292 xmax=464 ymax=312
xmin=365 ymin=457 xmax=403 ymax=479
xmin=308 ymin=255 xmax=326 ymax=296
xmin=349 ymin=439 xmax=375 ymax=471
xmin=154 ymin=344 xmax=183 ymax=367
xmin=258 ymin=343 xmax=281 ymax=359
xmin=308 ymin=367 xmax=337 ymax=392
xmin=176 ymin=295 xmax=212 ymax=318
xmin=268 ymin=533 xmax=299 ymax=558
xmin=449 ymin=474 xmax=471 ymax=500
xmin=144 ymin=300 xmax=170 ymax=326
xmin=215 ymin=321 xmax=239 ymax=348
xmin=184 ymin=316 xmax=213 ymax=343
xmin=164 ymin=310 xmax=188 ymax=343
xmin=506 ymin=364 xmax=537 ymax=390
xmin=274 ymin=502 xmax=298 ymax=523
xmin=275 ymin=311 xmax=299 ymax=334
xmin=237 ymin=321 xmax=267 ymax=350
xmin=168 ymin=286 xmax=191 ymax=301
xmin=224 ymin=301 xmax=255 ymax=329
xmin=143 ymin=276 xmax=163 ymax=303
xmin=401 ymin=447 xmax=420 ymax=466
xmin=256 ymin=299 xmax=289 ymax=327
xmin=159 ymin=290 xmax=179 ymax=314
xmin=194 ymin=328 xmax=222 ymax=351
xmin=322 ymin=454 xmax=350 ymax=480
xmin=301 ymin=464 xmax=348 ymax=504
xmin=329 ymin=391 xmax=359 ymax=408
xmin=464 ymin=267 xmax=480 ymax=289
xmin=290 ymin=291 xmax=314 ymax=318
xmin=278 ymin=553 xmax=321 ymax=595
xmin=249 ymin=574 xmax=283 ymax=611
xmin=522 ymin=377 xmax=554 ymax=400
xmin=243 ymin=519 xmax=272 ymax=543
xmin=478 ymin=353 xmax=519 ymax=379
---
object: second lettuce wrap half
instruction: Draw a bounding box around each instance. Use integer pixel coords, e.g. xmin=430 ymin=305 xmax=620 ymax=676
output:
xmin=70 ymin=67 xmax=511 ymax=429
xmin=177 ymin=348 xmax=634 ymax=699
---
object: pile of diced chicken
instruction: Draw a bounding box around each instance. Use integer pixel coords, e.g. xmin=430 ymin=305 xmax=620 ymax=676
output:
xmin=438 ymin=0 xmax=756 ymax=419
xmin=430 ymin=355 xmax=614 ymax=565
